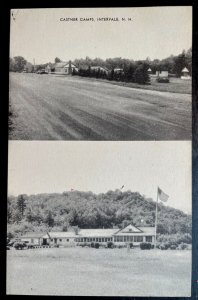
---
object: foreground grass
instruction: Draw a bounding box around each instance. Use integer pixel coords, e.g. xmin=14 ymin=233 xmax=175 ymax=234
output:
xmin=7 ymin=247 xmax=191 ymax=296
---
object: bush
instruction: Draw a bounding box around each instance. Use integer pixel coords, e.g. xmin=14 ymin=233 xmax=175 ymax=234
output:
xmin=94 ymin=243 xmax=100 ymax=249
xmin=159 ymin=243 xmax=170 ymax=250
xmin=170 ymin=244 xmax=177 ymax=250
xmin=140 ymin=242 xmax=152 ymax=250
xmin=129 ymin=243 xmax=133 ymax=248
xmin=107 ymin=241 xmax=114 ymax=248
xmin=90 ymin=242 xmax=95 ymax=248
xmin=177 ymin=243 xmax=189 ymax=250
xmin=14 ymin=242 xmax=26 ymax=250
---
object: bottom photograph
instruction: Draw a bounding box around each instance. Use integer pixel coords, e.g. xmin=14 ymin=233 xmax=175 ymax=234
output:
xmin=7 ymin=141 xmax=192 ymax=296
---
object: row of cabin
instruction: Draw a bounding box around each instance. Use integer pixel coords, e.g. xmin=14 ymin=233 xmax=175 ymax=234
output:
xmin=20 ymin=224 xmax=155 ymax=247
xmin=44 ymin=61 xmax=191 ymax=80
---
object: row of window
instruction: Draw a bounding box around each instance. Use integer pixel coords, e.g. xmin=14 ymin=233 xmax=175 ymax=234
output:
xmin=53 ymin=236 xmax=153 ymax=243
xmin=114 ymin=236 xmax=144 ymax=242
xmin=75 ymin=237 xmax=113 ymax=243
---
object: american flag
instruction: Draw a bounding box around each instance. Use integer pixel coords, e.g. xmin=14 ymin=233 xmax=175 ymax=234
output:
xmin=158 ymin=187 xmax=169 ymax=202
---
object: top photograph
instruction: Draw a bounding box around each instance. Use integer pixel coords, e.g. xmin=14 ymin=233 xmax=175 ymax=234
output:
xmin=9 ymin=7 xmax=192 ymax=141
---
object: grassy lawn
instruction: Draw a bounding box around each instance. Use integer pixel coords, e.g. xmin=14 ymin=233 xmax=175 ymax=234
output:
xmin=74 ymin=75 xmax=192 ymax=94
xmin=7 ymin=247 xmax=191 ymax=296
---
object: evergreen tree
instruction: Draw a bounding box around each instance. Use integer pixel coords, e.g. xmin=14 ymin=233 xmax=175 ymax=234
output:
xmin=17 ymin=194 xmax=27 ymax=217
xmin=134 ymin=63 xmax=150 ymax=84
xmin=45 ymin=211 xmax=54 ymax=227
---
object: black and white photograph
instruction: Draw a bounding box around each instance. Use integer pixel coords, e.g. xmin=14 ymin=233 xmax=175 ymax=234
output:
xmin=6 ymin=5 xmax=194 ymax=298
xmin=7 ymin=141 xmax=192 ymax=296
xmin=9 ymin=7 xmax=192 ymax=141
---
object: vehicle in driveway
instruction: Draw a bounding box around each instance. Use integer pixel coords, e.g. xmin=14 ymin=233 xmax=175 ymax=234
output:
xmin=157 ymin=77 xmax=170 ymax=83
xmin=37 ymin=69 xmax=47 ymax=74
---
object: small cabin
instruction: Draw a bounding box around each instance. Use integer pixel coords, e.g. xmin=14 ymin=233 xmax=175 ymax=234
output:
xmin=53 ymin=61 xmax=79 ymax=75
xmin=181 ymin=67 xmax=191 ymax=80
xmin=156 ymin=70 xmax=169 ymax=78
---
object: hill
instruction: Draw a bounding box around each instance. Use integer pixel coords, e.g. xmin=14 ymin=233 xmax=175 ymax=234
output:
xmin=7 ymin=190 xmax=191 ymax=237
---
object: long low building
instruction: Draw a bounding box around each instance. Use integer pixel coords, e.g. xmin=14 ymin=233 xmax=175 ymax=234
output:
xmin=20 ymin=224 xmax=155 ymax=247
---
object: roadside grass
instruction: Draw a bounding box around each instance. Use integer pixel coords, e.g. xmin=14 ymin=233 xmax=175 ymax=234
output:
xmin=70 ymin=75 xmax=192 ymax=94
xmin=7 ymin=247 xmax=191 ymax=296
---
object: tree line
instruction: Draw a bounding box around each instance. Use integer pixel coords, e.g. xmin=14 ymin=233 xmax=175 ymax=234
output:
xmin=7 ymin=190 xmax=191 ymax=238
xmin=9 ymin=48 xmax=192 ymax=83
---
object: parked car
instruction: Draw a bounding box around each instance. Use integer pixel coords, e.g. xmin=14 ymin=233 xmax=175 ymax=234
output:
xmin=39 ymin=69 xmax=47 ymax=74
xmin=14 ymin=241 xmax=27 ymax=250
xmin=156 ymin=77 xmax=169 ymax=83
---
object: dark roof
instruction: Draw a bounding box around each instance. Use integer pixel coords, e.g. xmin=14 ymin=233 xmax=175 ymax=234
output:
xmin=20 ymin=232 xmax=45 ymax=238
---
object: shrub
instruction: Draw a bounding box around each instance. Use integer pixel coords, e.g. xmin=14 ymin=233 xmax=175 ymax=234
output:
xmin=140 ymin=242 xmax=152 ymax=250
xmin=177 ymin=243 xmax=189 ymax=250
xmin=129 ymin=243 xmax=133 ymax=248
xmin=90 ymin=242 xmax=95 ymax=248
xmin=107 ymin=241 xmax=114 ymax=248
xmin=170 ymin=244 xmax=177 ymax=250
xmin=94 ymin=243 xmax=100 ymax=249
xmin=14 ymin=242 xmax=26 ymax=250
xmin=161 ymin=243 xmax=170 ymax=250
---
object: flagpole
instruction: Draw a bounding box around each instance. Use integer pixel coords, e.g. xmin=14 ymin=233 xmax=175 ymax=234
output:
xmin=154 ymin=187 xmax=159 ymax=249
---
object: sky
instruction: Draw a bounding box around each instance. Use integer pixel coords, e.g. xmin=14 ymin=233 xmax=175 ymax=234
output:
xmin=8 ymin=141 xmax=192 ymax=214
xmin=10 ymin=7 xmax=192 ymax=64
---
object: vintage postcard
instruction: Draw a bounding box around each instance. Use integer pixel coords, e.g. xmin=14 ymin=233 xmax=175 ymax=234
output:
xmin=7 ymin=6 xmax=193 ymax=297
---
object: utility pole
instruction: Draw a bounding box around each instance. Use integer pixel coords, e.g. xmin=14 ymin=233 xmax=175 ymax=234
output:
xmin=154 ymin=187 xmax=159 ymax=249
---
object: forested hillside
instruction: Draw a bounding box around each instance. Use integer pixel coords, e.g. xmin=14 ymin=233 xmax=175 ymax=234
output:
xmin=7 ymin=190 xmax=191 ymax=237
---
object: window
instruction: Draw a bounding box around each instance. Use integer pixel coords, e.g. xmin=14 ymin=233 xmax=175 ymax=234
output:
xmin=134 ymin=236 xmax=143 ymax=242
xmin=129 ymin=228 xmax=132 ymax=232
xmin=127 ymin=236 xmax=130 ymax=242
xmin=99 ymin=238 xmax=101 ymax=242
xmin=146 ymin=236 xmax=152 ymax=243
xmin=96 ymin=238 xmax=98 ymax=242
xmin=130 ymin=236 xmax=133 ymax=242
xmin=102 ymin=238 xmax=104 ymax=242
xmin=117 ymin=236 xmax=123 ymax=242
xmin=67 ymin=239 xmax=69 ymax=242
xmin=59 ymin=239 xmax=62 ymax=242
xmin=124 ymin=236 xmax=127 ymax=242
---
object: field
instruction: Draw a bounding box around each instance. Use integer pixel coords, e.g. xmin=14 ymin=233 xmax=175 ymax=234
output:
xmin=98 ymin=75 xmax=192 ymax=94
xmin=9 ymin=73 xmax=191 ymax=140
xmin=7 ymin=247 xmax=191 ymax=296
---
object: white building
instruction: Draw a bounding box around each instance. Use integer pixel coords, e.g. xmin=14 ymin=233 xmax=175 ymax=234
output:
xmin=53 ymin=61 xmax=78 ymax=75
xmin=20 ymin=224 xmax=155 ymax=247
xmin=181 ymin=67 xmax=191 ymax=80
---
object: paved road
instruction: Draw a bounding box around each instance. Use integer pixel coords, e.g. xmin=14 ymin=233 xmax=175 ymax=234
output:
xmin=9 ymin=73 xmax=191 ymax=140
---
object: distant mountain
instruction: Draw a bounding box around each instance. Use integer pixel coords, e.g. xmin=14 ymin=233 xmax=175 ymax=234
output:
xmin=7 ymin=190 xmax=191 ymax=237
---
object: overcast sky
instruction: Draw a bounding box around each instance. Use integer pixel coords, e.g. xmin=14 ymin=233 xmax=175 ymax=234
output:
xmin=10 ymin=7 xmax=192 ymax=64
xmin=8 ymin=141 xmax=191 ymax=214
